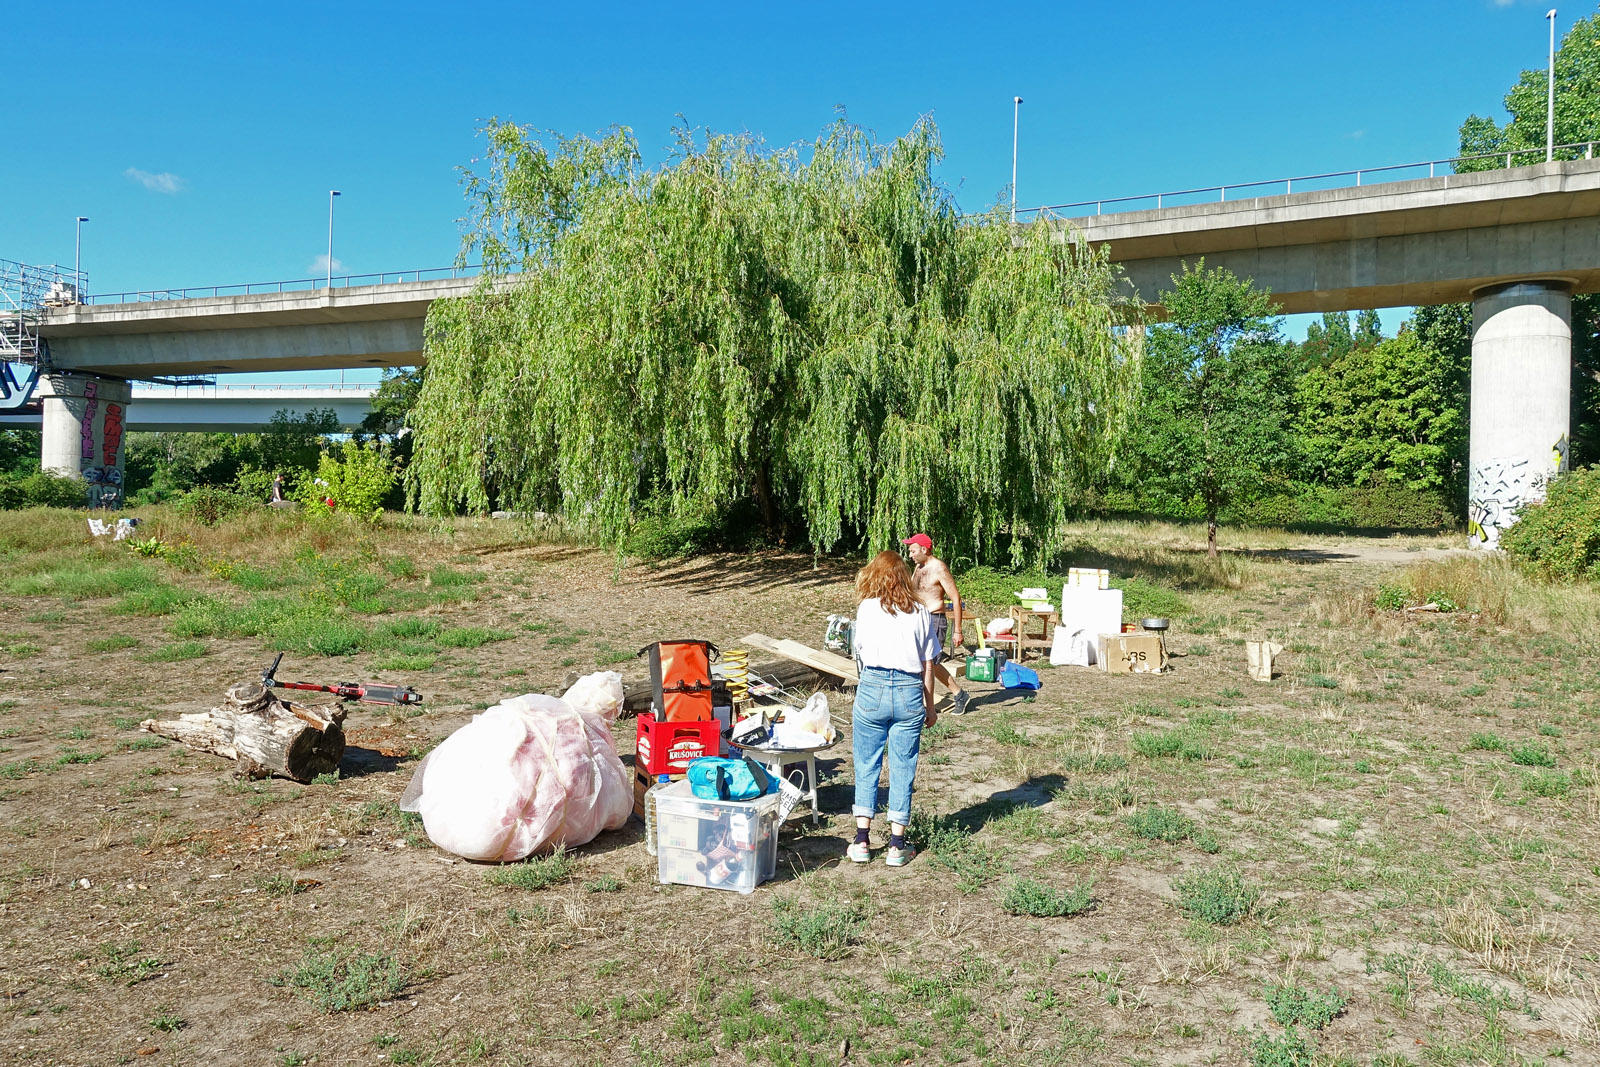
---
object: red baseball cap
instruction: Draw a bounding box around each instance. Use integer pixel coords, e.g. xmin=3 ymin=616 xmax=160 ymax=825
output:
xmin=901 ymin=533 xmax=933 ymax=550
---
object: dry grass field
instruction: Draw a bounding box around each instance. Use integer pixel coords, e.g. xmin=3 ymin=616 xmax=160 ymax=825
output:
xmin=0 ymin=508 xmax=1595 ymax=1066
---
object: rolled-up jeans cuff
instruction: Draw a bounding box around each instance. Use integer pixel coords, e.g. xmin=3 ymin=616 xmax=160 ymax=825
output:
xmin=852 ymin=804 xmax=877 ymax=819
xmin=887 ymin=809 xmax=910 ymax=826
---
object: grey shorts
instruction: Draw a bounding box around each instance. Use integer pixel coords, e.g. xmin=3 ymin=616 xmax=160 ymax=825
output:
xmin=929 ymin=613 xmax=948 ymax=655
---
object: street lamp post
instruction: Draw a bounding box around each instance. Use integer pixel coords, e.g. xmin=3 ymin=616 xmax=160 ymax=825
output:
xmin=1011 ymin=96 xmax=1024 ymax=224
xmin=326 ymin=190 xmax=341 ymax=288
xmin=1547 ymin=9 xmax=1558 ymax=163
xmin=75 ymin=216 xmax=89 ymax=301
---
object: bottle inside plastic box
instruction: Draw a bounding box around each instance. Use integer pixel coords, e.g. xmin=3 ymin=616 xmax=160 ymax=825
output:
xmin=653 ymin=779 xmax=780 ymax=894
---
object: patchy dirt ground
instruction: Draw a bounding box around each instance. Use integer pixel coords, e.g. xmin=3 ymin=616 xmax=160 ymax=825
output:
xmin=0 ymin=513 xmax=1595 ymax=1066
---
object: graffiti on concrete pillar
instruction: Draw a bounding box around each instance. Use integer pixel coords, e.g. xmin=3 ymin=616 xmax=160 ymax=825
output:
xmin=1552 ymin=434 xmax=1570 ymax=473
xmin=79 ymin=380 xmax=98 ymax=461
xmin=101 ymin=403 xmax=124 ymax=466
xmin=1467 ymin=457 xmax=1543 ymax=549
xmin=75 ymin=381 xmax=125 ymax=509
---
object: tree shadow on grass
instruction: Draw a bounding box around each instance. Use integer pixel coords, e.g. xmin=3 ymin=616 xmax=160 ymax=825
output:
xmin=639 ymin=551 xmax=853 ymax=597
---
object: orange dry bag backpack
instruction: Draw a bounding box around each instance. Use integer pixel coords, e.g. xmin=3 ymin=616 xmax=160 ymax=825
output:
xmin=638 ymin=640 xmax=718 ymax=722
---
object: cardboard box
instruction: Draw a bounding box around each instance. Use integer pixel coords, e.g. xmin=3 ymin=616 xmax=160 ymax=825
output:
xmin=1097 ymin=633 xmax=1166 ymax=674
xmin=633 ymin=767 xmax=684 ymax=819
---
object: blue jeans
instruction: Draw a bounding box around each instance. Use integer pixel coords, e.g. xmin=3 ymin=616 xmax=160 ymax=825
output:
xmin=851 ymin=666 xmax=926 ymax=827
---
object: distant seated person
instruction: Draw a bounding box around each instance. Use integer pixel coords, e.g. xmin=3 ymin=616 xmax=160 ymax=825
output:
xmin=267 ymin=472 xmax=297 ymax=510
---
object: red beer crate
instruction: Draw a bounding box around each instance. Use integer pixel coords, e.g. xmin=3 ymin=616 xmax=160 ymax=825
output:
xmin=635 ymin=716 xmax=721 ymax=778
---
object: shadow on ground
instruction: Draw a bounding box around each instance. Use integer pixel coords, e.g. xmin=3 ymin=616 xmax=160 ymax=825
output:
xmin=640 ymin=552 xmax=853 ymax=596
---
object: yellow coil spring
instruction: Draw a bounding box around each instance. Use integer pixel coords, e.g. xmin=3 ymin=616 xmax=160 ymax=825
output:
xmin=722 ymin=648 xmax=750 ymax=703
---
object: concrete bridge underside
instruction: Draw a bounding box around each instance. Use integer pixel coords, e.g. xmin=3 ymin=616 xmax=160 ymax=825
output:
xmin=1062 ymin=157 xmax=1600 ymax=547
xmin=39 ymin=276 xmax=474 ymax=378
xmin=30 ymin=160 xmax=1600 ymax=535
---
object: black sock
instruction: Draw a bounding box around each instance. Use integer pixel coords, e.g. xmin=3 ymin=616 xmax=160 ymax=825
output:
xmin=854 ymin=827 xmax=870 ymax=845
xmin=889 ymin=833 xmax=906 ymax=850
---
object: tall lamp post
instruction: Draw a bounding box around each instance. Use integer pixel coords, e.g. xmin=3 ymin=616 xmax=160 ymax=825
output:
xmin=1011 ymin=96 xmax=1024 ymax=224
xmin=1546 ymin=9 xmax=1558 ymax=163
xmin=326 ymin=190 xmax=341 ymax=288
xmin=75 ymin=216 xmax=89 ymax=301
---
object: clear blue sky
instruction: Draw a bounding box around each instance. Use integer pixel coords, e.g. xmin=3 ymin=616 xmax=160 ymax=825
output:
xmin=5 ymin=0 xmax=1582 ymax=379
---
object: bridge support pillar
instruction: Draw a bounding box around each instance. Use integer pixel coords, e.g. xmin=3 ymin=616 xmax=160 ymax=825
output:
xmin=40 ymin=373 xmax=132 ymax=508
xmin=1468 ymin=281 xmax=1572 ymax=549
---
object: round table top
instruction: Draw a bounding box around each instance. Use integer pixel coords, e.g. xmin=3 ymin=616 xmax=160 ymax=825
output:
xmin=730 ymin=738 xmax=836 ymax=758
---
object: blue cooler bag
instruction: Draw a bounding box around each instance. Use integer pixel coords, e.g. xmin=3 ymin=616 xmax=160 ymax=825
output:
xmin=686 ymin=757 xmax=773 ymax=802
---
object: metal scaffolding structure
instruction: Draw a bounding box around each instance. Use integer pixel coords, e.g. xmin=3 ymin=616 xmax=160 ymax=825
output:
xmin=0 ymin=259 xmax=84 ymax=410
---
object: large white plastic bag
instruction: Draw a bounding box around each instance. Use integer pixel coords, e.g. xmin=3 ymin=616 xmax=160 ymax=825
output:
xmin=408 ymin=673 xmax=631 ymax=862
xmin=561 ymin=670 xmax=625 ymax=721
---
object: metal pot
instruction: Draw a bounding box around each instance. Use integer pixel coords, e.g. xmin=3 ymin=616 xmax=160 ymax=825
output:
xmin=1140 ymin=617 xmax=1170 ymax=633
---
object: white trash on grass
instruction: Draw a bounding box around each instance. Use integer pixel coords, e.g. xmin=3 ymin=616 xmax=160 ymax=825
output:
xmin=400 ymin=671 xmax=632 ymax=862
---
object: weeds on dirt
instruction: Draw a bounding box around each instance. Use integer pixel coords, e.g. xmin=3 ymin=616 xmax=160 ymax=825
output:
xmin=1001 ymin=878 xmax=1095 ymax=917
xmin=135 ymin=640 xmax=208 ymax=662
xmin=769 ymin=897 xmax=868 ymax=960
xmin=484 ymin=846 xmax=575 ymax=891
xmin=1264 ymin=983 xmax=1346 ymax=1029
xmin=1172 ymin=867 xmax=1260 ymax=925
xmin=86 ymin=634 xmax=139 ymax=652
xmin=95 ymin=940 xmax=162 ymax=985
xmin=436 ymin=626 xmax=514 ymax=649
xmin=1124 ymin=806 xmax=1220 ymax=852
xmin=276 ymin=947 xmax=409 ymax=1012
xmin=1248 ymin=1027 xmax=1315 ymax=1067
xmin=1509 ymin=742 xmax=1556 ymax=767
xmin=148 ymin=1011 xmax=186 ymax=1033
xmin=1131 ymin=727 xmax=1214 ymax=761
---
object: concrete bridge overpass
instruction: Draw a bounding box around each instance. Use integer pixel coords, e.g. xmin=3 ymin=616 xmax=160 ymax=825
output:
xmin=0 ymin=384 xmax=375 ymax=433
xmin=1053 ymin=155 xmax=1600 ymax=547
xmin=28 ymin=154 xmax=1600 ymax=538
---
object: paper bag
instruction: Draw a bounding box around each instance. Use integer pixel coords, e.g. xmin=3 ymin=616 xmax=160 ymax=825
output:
xmin=1246 ymin=640 xmax=1283 ymax=682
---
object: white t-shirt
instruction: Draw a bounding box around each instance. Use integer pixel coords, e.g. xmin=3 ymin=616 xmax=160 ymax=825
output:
xmin=853 ymin=598 xmax=939 ymax=674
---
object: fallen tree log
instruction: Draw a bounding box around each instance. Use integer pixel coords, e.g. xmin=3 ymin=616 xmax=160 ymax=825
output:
xmin=140 ymin=681 xmax=347 ymax=782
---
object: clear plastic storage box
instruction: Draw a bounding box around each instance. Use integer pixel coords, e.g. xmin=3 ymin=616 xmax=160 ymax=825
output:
xmin=654 ymin=779 xmax=780 ymax=894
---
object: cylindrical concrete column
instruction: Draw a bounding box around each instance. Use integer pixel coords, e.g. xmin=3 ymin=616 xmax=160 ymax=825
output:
xmin=1468 ymin=281 xmax=1572 ymax=549
xmin=39 ymin=373 xmax=133 ymax=508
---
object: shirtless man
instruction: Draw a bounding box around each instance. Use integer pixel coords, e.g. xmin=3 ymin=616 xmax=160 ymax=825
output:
xmin=902 ymin=533 xmax=971 ymax=715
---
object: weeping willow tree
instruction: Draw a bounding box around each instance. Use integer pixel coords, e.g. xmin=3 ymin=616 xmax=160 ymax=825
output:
xmin=409 ymin=115 xmax=1142 ymax=563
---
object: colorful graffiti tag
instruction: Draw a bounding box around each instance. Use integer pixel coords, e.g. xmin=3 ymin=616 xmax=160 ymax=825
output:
xmin=76 ymin=380 xmax=126 ymax=508
xmin=1467 ymin=456 xmax=1542 ymax=549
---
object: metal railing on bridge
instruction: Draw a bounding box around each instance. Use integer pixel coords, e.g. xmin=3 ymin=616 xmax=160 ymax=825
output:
xmin=130 ymin=382 xmax=378 ymax=396
xmin=84 ymin=264 xmax=486 ymax=306
xmin=1012 ymin=141 xmax=1600 ymax=223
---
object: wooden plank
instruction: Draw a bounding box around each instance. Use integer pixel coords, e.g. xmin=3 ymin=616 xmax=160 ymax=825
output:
xmin=739 ymin=632 xmax=859 ymax=684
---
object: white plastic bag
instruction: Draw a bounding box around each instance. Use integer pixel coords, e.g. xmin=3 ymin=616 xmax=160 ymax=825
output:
xmin=560 ymin=670 xmax=625 ymax=723
xmin=402 ymin=672 xmax=631 ymax=862
xmin=788 ymin=692 xmax=835 ymax=741
xmin=1050 ymin=627 xmax=1095 ymax=667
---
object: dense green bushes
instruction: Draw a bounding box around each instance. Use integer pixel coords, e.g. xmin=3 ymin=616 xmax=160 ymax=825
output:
xmin=171 ymin=487 xmax=258 ymax=526
xmin=0 ymin=472 xmax=89 ymax=510
xmin=1098 ymin=483 xmax=1457 ymax=532
xmin=297 ymin=443 xmax=397 ymax=521
xmin=1500 ymin=466 xmax=1600 ymax=580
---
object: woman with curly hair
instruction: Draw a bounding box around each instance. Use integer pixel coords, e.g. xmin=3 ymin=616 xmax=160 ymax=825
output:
xmin=848 ymin=549 xmax=938 ymax=867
